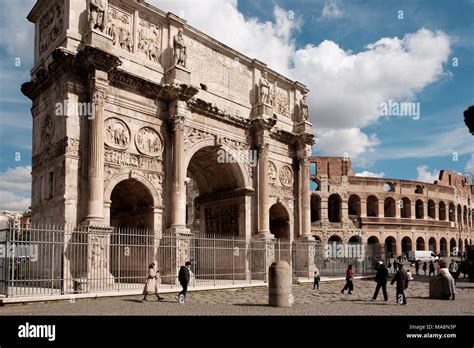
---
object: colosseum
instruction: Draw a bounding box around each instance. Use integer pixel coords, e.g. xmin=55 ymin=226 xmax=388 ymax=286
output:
xmin=309 ymin=157 xmax=473 ymax=258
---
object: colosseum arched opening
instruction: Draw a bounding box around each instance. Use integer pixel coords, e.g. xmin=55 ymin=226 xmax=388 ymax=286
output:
xmin=440 ymin=238 xmax=448 ymax=257
xmin=439 ymin=201 xmax=446 ymax=220
xmin=401 ymin=197 xmax=411 ymax=218
xmin=385 ymin=236 xmax=397 ymax=257
xmin=367 ymin=196 xmax=379 ymax=217
xmin=384 ymin=197 xmax=396 ymax=218
xmin=328 ymin=194 xmax=342 ymax=222
xmin=415 ymin=200 xmax=424 ymax=219
xmin=416 ymin=237 xmax=425 ymax=251
xmin=402 ymin=237 xmax=412 ymax=253
xmin=428 ymin=237 xmax=437 ymax=253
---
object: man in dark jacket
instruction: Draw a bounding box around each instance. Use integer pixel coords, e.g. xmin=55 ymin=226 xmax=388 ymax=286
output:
xmin=391 ymin=262 xmax=409 ymax=305
xmin=176 ymin=261 xmax=191 ymax=303
xmin=372 ymin=261 xmax=388 ymax=301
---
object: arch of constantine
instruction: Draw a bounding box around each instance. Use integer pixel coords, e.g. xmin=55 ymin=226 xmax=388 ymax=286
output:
xmin=20 ymin=0 xmax=315 ymax=284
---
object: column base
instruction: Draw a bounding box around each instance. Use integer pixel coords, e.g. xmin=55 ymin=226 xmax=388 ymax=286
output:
xmin=166 ymin=65 xmax=191 ymax=84
xmin=253 ymin=102 xmax=274 ymax=118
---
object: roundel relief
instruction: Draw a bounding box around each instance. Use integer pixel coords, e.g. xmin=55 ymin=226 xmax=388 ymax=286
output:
xmin=268 ymin=161 xmax=277 ymax=183
xmin=135 ymin=127 xmax=163 ymax=156
xmin=105 ymin=118 xmax=130 ymax=149
xmin=279 ymin=165 xmax=294 ymax=187
xmin=41 ymin=114 xmax=55 ymax=147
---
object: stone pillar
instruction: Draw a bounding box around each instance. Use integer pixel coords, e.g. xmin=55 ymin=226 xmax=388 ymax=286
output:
xmin=299 ymin=156 xmax=312 ymax=237
xmin=258 ymin=143 xmax=271 ymax=237
xmin=85 ymin=72 xmax=108 ymax=223
xmin=423 ymin=201 xmax=428 ymax=220
xmin=434 ymin=203 xmax=439 ymax=221
xmin=411 ymin=202 xmax=417 ymax=220
xmin=360 ymin=199 xmax=367 ymax=218
xmin=378 ymin=200 xmax=385 ymax=218
xmin=169 ymin=101 xmax=187 ymax=229
xmin=395 ymin=199 xmax=401 ymax=219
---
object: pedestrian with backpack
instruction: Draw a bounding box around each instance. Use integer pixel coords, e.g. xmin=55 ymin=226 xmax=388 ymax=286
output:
xmin=176 ymin=261 xmax=191 ymax=303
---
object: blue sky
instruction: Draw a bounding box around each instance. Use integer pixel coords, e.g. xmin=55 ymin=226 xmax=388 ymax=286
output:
xmin=0 ymin=0 xmax=473 ymax=210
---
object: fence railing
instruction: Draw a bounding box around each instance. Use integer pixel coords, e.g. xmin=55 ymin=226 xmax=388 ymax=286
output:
xmin=0 ymin=223 xmax=380 ymax=298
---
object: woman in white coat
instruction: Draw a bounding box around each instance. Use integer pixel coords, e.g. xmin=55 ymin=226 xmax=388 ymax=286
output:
xmin=142 ymin=263 xmax=163 ymax=302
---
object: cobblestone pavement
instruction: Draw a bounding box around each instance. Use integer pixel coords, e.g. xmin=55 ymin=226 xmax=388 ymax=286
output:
xmin=0 ymin=276 xmax=472 ymax=316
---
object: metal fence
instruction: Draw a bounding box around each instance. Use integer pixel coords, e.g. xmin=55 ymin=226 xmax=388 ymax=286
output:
xmin=0 ymin=223 xmax=381 ymax=298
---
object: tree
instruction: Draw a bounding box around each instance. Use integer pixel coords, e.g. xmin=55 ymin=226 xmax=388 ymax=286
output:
xmin=464 ymin=105 xmax=474 ymax=135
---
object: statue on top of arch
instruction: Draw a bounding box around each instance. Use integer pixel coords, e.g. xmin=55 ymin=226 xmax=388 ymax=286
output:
xmin=90 ymin=0 xmax=108 ymax=32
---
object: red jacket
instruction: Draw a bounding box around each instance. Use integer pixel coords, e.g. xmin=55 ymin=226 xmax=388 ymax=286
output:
xmin=346 ymin=269 xmax=353 ymax=279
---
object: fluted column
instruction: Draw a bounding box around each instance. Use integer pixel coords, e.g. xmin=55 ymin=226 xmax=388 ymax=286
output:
xmin=86 ymin=72 xmax=108 ymax=223
xmin=169 ymin=101 xmax=187 ymax=229
xmin=300 ymin=155 xmax=311 ymax=237
xmin=258 ymin=143 xmax=271 ymax=236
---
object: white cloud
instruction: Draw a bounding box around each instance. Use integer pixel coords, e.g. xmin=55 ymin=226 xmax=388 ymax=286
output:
xmin=0 ymin=191 xmax=30 ymax=211
xmin=355 ymin=171 xmax=385 ymax=178
xmin=315 ymin=128 xmax=380 ymax=160
xmin=0 ymin=166 xmax=31 ymax=211
xmin=416 ymin=165 xmax=439 ymax=183
xmin=151 ymin=0 xmax=300 ymax=75
xmin=0 ymin=166 xmax=31 ymax=193
xmin=0 ymin=0 xmax=36 ymax=61
xmin=465 ymin=155 xmax=474 ymax=175
xmin=322 ymin=1 xmax=343 ymax=19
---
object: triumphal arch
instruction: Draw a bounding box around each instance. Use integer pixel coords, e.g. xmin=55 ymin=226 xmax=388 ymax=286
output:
xmin=22 ymin=0 xmax=314 ymax=278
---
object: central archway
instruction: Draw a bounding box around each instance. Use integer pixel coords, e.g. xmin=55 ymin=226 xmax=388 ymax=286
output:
xmin=186 ymin=145 xmax=247 ymax=237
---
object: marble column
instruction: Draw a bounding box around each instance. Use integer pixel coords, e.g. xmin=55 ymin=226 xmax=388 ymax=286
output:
xmin=258 ymin=143 xmax=271 ymax=236
xmin=86 ymin=71 xmax=108 ymax=223
xmin=300 ymin=156 xmax=312 ymax=237
xmin=169 ymin=106 xmax=187 ymax=229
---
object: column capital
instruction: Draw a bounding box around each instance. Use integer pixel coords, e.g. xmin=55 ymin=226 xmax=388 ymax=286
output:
xmin=170 ymin=115 xmax=186 ymax=132
xmin=159 ymin=83 xmax=199 ymax=102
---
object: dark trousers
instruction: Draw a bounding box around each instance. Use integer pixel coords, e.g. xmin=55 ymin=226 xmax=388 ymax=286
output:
xmin=342 ymin=279 xmax=353 ymax=292
xmin=373 ymin=281 xmax=388 ymax=300
xmin=396 ymin=287 xmax=407 ymax=304
xmin=179 ymin=282 xmax=188 ymax=299
xmin=313 ymin=278 xmax=320 ymax=289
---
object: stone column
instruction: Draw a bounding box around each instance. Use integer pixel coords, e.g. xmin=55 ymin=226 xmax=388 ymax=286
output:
xmin=360 ymin=199 xmax=367 ymax=218
xmin=258 ymin=143 xmax=271 ymax=236
xmin=299 ymin=156 xmax=312 ymax=237
xmin=85 ymin=71 xmax=108 ymax=223
xmin=423 ymin=201 xmax=428 ymax=220
xmin=411 ymin=201 xmax=417 ymax=220
xmin=378 ymin=200 xmax=385 ymax=218
xmin=169 ymin=101 xmax=187 ymax=229
xmin=395 ymin=199 xmax=401 ymax=218
xmin=434 ymin=203 xmax=439 ymax=220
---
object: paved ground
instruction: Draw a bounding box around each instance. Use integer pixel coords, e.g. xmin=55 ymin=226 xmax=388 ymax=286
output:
xmin=0 ymin=275 xmax=472 ymax=316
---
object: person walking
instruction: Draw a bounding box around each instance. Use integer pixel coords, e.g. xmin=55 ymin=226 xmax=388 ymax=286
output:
xmin=391 ymin=262 xmax=409 ymax=305
xmin=142 ymin=263 xmax=162 ymax=302
xmin=415 ymin=260 xmax=420 ymax=275
xmin=422 ymin=262 xmax=427 ymax=276
xmin=372 ymin=261 xmax=388 ymax=301
xmin=313 ymin=267 xmax=321 ymax=290
xmin=176 ymin=261 xmax=191 ymax=303
xmin=341 ymin=265 xmax=353 ymax=294
xmin=429 ymin=261 xmax=435 ymax=277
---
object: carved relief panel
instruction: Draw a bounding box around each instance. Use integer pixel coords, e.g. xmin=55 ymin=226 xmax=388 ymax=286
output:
xmin=105 ymin=118 xmax=130 ymax=149
xmin=205 ymin=204 xmax=238 ymax=235
xmin=279 ymin=165 xmax=294 ymax=187
xmin=137 ymin=18 xmax=161 ymax=63
xmin=135 ymin=127 xmax=163 ymax=157
xmin=276 ymin=86 xmax=290 ymax=117
xmin=41 ymin=114 xmax=55 ymax=149
xmin=38 ymin=0 xmax=64 ymax=55
xmin=106 ymin=4 xmax=134 ymax=52
xmin=268 ymin=161 xmax=277 ymax=184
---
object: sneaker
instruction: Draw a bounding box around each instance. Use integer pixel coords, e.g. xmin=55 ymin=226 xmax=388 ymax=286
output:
xmin=142 ymin=299 xmax=147 ymax=303
xmin=348 ymin=291 xmax=352 ymax=294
